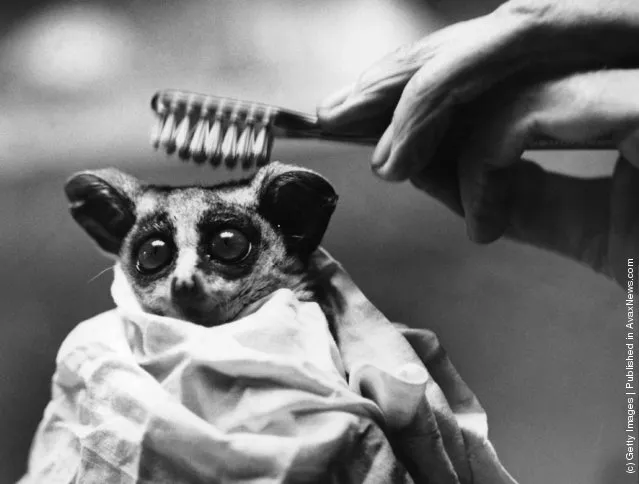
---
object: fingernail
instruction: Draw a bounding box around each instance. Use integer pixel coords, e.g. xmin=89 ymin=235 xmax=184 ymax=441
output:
xmin=372 ymin=126 xmax=393 ymax=168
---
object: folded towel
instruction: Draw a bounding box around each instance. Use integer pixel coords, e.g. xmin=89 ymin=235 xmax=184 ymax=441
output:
xmin=311 ymin=249 xmax=518 ymax=484
xmin=20 ymin=252 xmax=518 ymax=484
xmin=19 ymin=265 xmax=422 ymax=483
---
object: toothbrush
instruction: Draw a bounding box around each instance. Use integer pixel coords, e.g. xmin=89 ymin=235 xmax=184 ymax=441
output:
xmin=151 ymin=88 xmax=615 ymax=170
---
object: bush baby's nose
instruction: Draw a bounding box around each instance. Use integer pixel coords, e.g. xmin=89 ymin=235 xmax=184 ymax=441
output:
xmin=171 ymin=273 xmax=204 ymax=301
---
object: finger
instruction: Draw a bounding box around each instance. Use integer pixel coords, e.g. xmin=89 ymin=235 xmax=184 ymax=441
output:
xmin=318 ymin=10 xmax=529 ymax=137
xmin=400 ymin=328 xmax=519 ymax=484
xmin=370 ymin=9 xmax=541 ymax=180
xmin=465 ymin=438 xmax=519 ymax=484
xmin=459 ymin=164 xmax=513 ymax=244
xmin=409 ymin=132 xmax=610 ymax=262
xmin=456 ymin=90 xmax=532 ymax=244
xmin=372 ymin=94 xmax=454 ymax=182
xmin=458 ymin=69 xmax=639 ymax=244
xmin=368 ymin=2 xmax=639 ymax=181
xmin=311 ymin=252 xmax=463 ymax=482
xmin=527 ymin=70 xmax=639 ymax=144
xmin=371 ymin=126 xmax=393 ymax=173
xmin=385 ymin=327 xmax=470 ymax=484
xmin=400 ymin=329 xmax=483 ymax=417
xmin=317 ymin=33 xmax=441 ymax=131
xmin=309 ymin=248 xmax=425 ymax=371
xmin=410 ymin=164 xmax=463 ymax=217
xmin=323 ymin=0 xmax=639 ymax=178
xmin=422 ymin=376 xmax=469 ymax=484
xmin=603 ymin=156 xmax=639 ymax=285
xmin=309 ymin=246 xmax=341 ymax=274
xmin=318 ymin=83 xmax=356 ymax=111
xmin=399 ymin=328 xmax=473 ymax=484
xmin=505 ymin=160 xmax=611 ymax=273
xmin=409 ymin=127 xmax=465 ymax=216
xmin=389 ymin=397 xmax=461 ymax=484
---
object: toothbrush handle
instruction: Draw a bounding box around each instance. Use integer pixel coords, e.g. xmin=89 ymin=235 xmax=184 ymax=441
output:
xmin=274 ymin=111 xmax=616 ymax=151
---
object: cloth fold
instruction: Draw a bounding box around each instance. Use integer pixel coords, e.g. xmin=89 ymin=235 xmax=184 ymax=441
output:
xmin=20 ymin=258 xmax=517 ymax=483
xmin=20 ymin=266 xmax=424 ymax=483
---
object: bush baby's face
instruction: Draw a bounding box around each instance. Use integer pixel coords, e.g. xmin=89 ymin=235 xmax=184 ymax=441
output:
xmin=64 ymin=163 xmax=338 ymax=326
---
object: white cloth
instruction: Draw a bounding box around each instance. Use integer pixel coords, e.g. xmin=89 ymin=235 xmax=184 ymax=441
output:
xmin=19 ymin=266 xmax=427 ymax=483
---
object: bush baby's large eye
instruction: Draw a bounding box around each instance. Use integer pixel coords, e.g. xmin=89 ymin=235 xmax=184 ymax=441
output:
xmin=136 ymin=237 xmax=173 ymax=273
xmin=209 ymin=228 xmax=251 ymax=263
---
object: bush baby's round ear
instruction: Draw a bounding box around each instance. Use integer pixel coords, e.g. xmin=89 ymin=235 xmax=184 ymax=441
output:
xmin=255 ymin=163 xmax=338 ymax=261
xmin=64 ymin=169 xmax=142 ymax=256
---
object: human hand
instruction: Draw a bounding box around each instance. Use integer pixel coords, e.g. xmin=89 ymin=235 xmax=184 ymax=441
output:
xmin=319 ymin=0 xmax=639 ymax=168
xmin=408 ymin=71 xmax=639 ymax=287
xmin=311 ymin=248 xmax=518 ymax=484
xmin=318 ymin=0 xmax=639 ymax=286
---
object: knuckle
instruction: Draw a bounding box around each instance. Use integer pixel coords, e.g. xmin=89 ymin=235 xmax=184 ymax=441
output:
xmin=519 ymin=113 xmax=539 ymax=140
xmin=496 ymin=0 xmax=556 ymax=21
xmin=399 ymin=68 xmax=428 ymax=102
xmin=355 ymin=40 xmax=432 ymax=95
xmin=390 ymin=39 xmax=428 ymax=66
xmin=501 ymin=87 xmax=545 ymax=138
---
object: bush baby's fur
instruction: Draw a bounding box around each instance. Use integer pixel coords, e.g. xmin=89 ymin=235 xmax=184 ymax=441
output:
xmin=65 ymin=162 xmax=338 ymax=326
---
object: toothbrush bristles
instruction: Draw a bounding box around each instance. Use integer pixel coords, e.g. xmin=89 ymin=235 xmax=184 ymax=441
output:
xmin=151 ymin=90 xmax=279 ymax=170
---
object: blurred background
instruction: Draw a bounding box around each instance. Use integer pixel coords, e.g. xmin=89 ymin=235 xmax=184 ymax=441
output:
xmin=0 ymin=1 xmax=632 ymax=483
